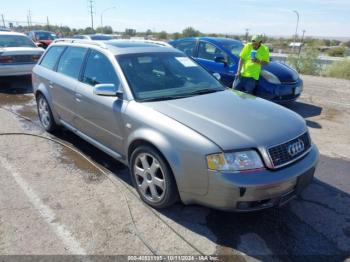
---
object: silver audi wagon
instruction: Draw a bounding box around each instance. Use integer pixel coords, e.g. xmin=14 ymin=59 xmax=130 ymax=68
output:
xmin=32 ymin=39 xmax=318 ymax=211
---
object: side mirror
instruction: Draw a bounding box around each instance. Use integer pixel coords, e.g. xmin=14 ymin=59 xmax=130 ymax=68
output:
xmin=214 ymin=55 xmax=227 ymax=65
xmin=93 ymin=83 xmax=123 ymax=98
xmin=213 ymin=73 xmax=221 ymax=81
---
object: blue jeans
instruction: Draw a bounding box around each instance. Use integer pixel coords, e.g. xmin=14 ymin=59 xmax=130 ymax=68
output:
xmin=233 ymin=76 xmax=257 ymax=94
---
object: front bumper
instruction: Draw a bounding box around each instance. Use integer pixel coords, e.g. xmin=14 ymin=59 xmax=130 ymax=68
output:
xmin=184 ymin=145 xmax=318 ymax=211
xmin=257 ymin=78 xmax=303 ymax=102
xmin=0 ymin=64 xmax=35 ymax=76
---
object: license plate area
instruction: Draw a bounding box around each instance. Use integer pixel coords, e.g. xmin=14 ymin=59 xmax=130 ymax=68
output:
xmin=294 ymin=86 xmax=302 ymax=95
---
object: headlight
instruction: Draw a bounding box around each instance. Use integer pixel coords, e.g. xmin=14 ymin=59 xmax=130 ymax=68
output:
xmin=207 ymin=150 xmax=264 ymax=172
xmin=261 ymin=70 xmax=281 ymax=85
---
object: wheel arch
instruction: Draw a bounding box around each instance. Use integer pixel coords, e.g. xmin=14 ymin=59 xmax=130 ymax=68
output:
xmin=34 ymin=84 xmax=60 ymax=124
xmin=126 ymin=129 xmax=184 ymax=193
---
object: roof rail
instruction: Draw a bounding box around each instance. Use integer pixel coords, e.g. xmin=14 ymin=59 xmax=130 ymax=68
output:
xmin=121 ymin=39 xmax=172 ymax=47
xmin=53 ymin=38 xmax=107 ymax=48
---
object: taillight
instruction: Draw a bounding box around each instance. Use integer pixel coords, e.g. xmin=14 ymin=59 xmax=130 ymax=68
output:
xmin=32 ymin=55 xmax=41 ymax=62
xmin=32 ymin=73 xmax=37 ymax=83
xmin=0 ymin=55 xmax=14 ymax=64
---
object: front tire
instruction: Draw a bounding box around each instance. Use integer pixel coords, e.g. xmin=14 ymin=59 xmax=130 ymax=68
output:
xmin=36 ymin=94 xmax=58 ymax=132
xmin=130 ymin=145 xmax=179 ymax=209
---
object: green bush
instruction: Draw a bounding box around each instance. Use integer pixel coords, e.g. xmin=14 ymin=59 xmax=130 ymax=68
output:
xmin=287 ymin=48 xmax=322 ymax=75
xmin=324 ymin=59 xmax=350 ymax=80
xmin=327 ymin=46 xmax=346 ymax=57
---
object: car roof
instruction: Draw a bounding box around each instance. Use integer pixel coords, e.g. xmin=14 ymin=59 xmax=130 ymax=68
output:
xmin=31 ymin=30 xmax=55 ymax=33
xmin=174 ymin=37 xmax=243 ymax=45
xmin=0 ymin=31 xmax=28 ymax=36
xmin=51 ymin=39 xmax=181 ymax=56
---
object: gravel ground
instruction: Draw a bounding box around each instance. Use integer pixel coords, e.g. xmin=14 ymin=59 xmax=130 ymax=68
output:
xmin=0 ymin=75 xmax=349 ymax=261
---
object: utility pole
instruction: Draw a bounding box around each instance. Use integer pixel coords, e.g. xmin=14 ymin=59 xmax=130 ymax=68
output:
xmin=292 ymin=10 xmax=299 ymax=53
xmin=298 ymin=30 xmax=306 ymax=57
xmin=245 ymin=28 xmax=250 ymax=42
xmin=1 ymin=14 xmax=5 ymax=28
xmin=27 ymin=15 xmax=31 ymax=30
xmin=88 ymin=0 xmax=95 ymax=29
xmin=47 ymin=16 xmax=50 ymax=31
xmin=27 ymin=10 xmax=32 ymax=29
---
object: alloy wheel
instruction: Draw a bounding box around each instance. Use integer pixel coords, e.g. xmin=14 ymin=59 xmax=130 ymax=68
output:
xmin=38 ymin=96 xmax=51 ymax=129
xmin=133 ymin=153 xmax=166 ymax=203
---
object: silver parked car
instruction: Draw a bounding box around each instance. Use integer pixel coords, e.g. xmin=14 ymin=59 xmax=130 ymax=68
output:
xmin=32 ymin=39 xmax=319 ymax=211
xmin=0 ymin=31 xmax=44 ymax=76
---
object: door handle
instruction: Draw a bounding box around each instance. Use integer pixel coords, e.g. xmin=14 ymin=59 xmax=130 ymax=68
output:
xmin=75 ymin=93 xmax=82 ymax=102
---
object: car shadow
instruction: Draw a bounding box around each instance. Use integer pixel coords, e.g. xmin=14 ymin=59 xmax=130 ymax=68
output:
xmin=50 ymin=129 xmax=350 ymax=260
xmin=285 ymin=101 xmax=323 ymax=129
xmin=0 ymin=76 xmax=33 ymax=94
xmin=285 ymin=101 xmax=323 ymax=119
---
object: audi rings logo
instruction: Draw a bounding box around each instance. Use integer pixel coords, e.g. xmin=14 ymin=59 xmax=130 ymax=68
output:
xmin=288 ymin=139 xmax=305 ymax=157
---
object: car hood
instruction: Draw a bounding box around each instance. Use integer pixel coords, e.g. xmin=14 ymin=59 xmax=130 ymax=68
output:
xmin=144 ymin=90 xmax=306 ymax=150
xmin=0 ymin=46 xmax=44 ymax=55
xmin=263 ymin=61 xmax=299 ymax=83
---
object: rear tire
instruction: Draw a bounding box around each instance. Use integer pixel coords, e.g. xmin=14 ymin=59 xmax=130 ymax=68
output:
xmin=36 ymin=94 xmax=59 ymax=133
xmin=130 ymin=145 xmax=179 ymax=209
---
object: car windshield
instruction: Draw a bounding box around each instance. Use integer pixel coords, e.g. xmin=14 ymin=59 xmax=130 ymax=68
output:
xmin=90 ymin=35 xmax=113 ymax=40
xmin=35 ymin=32 xmax=57 ymax=40
xmin=0 ymin=35 xmax=36 ymax=47
xmin=222 ymin=41 xmax=244 ymax=57
xmin=117 ymin=52 xmax=225 ymax=101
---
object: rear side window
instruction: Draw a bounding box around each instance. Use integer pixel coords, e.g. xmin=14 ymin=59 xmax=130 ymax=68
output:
xmin=40 ymin=46 xmax=66 ymax=70
xmin=174 ymin=41 xmax=196 ymax=56
xmin=82 ymin=50 xmax=119 ymax=86
xmin=57 ymin=47 xmax=87 ymax=79
xmin=198 ymin=42 xmax=227 ymax=61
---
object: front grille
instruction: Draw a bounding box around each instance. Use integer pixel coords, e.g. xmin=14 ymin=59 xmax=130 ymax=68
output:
xmin=12 ymin=55 xmax=35 ymax=63
xmin=268 ymin=132 xmax=311 ymax=168
xmin=280 ymin=81 xmax=297 ymax=85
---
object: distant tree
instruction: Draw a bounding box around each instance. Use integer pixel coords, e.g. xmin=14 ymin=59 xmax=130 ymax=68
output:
xmin=287 ymin=47 xmax=322 ymax=75
xmin=182 ymin=27 xmax=201 ymax=37
xmin=59 ymin=26 xmax=72 ymax=36
xmin=125 ymin=28 xmax=136 ymax=36
xmin=84 ymin=27 xmax=95 ymax=34
xmin=327 ymin=46 xmax=346 ymax=57
xmin=343 ymin=40 xmax=350 ymax=48
xmin=103 ymin=26 xmax=113 ymax=34
xmin=158 ymin=31 xmax=168 ymax=40
xmin=330 ymin=39 xmax=341 ymax=46
xmin=95 ymin=26 xmax=112 ymax=34
xmin=323 ymin=39 xmax=331 ymax=46
xmin=146 ymin=29 xmax=153 ymax=36
xmin=172 ymin=32 xmax=182 ymax=39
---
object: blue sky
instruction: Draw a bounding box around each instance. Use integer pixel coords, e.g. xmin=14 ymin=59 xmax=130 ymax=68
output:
xmin=2 ymin=0 xmax=350 ymax=37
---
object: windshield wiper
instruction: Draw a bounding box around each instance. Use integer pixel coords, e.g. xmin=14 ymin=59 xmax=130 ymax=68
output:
xmin=139 ymin=95 xmax=189 ymax=102
xmin=185 ymin=89 xmax=224 ymax=97
xmin=138 ymin=89 xmax=224 ymax=102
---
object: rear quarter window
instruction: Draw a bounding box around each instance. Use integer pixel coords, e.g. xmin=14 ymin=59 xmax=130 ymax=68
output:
xmin=57 ymin=47 xmax=88 ymax=79
xmin=40 ymin=46 xmax=66 ymax=70
xmin=174 ymin=41 xmax=196 ymax=56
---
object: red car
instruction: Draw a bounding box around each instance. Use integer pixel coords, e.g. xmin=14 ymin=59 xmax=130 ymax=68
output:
xmin=28 ymin=30 xmax=57 ymax=49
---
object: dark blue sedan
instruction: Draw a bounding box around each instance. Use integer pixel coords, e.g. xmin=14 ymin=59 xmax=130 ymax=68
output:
xmin=169 ymin=37 xmax=303 ymax=102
